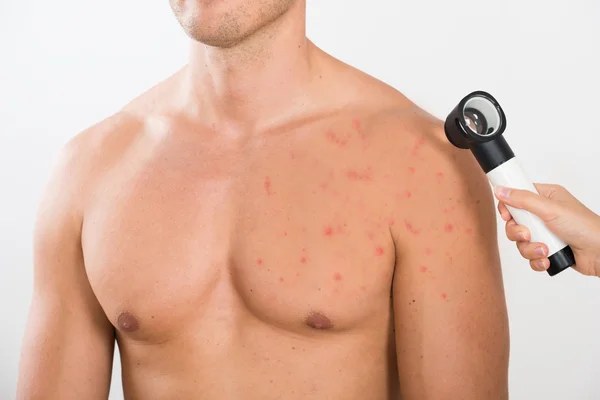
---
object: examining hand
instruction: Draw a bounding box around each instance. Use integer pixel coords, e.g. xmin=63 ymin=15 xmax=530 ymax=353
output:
xmin=494 ymin=184 xmax=600 ymax=278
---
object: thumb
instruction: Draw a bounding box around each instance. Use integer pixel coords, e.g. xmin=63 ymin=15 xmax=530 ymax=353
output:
xmin=494 ymin=186 xmax=556 ymax=221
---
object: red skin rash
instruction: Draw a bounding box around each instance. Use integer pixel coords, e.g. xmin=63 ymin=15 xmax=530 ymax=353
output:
xmin=346 ymin=168 xmax=373 ymax=181
xmin=411 ymin=138 xmax=426 ymax=156
xmin=465 ymin=228 xmax=473 ymax=234
xmin=300 ymin=257 xmax=307 ymax=264
xmin=279 ymin=277 xmax=285 ymax=283
xmin=444 ymin=224 xmax=454 ymax=233
xmin=326 ymin=130 xmax=349 ymax=147
xmin=257 ymin=259 xmax=263 ymax=265
xmin=375 ymin=247 xmax=384 ymax=256
xmin=419 ymin=266 xmax=428 ymax=273
xmin=324 ymin=226 xmax=334 ymax=236
xmin=264 ymin=177 xmax=272 ymax=195
xmin=436 ymin=172 xmax=444 ymax=178
xmin=405 ymin=191 xmax=412 ymax=199
xmin=404 ymin=220 xmax=420 ymax=235
xmin=334 ymin=272 xmax=343 ymax=281
xmin=408 ymin=167 xmax=416 ymax=173
xmin=352 ymin=119 xmax=362 ymax=131
xmin=441 ymin=293 xmax=448 ymax=300
xmin=424 ymin=248 xmax=432 ymax=256
xmin=282 ymin=232 xmax=288 ymax=237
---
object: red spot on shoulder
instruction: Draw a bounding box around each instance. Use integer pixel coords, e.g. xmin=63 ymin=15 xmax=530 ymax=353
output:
xmin=419 ymin=265 xmax=428 ymax=273
xmin=264 ymin=177 xmax=272 ymax=195
xmin=405 ymin=220 xmax=420 ymax=235
xmin=436 ymin=172 xmax=444 ymax=178
xmin=334 ymin=272 xmax=343 ymax=281
xmin=465 ymin=228 xmax=473 ymax=234
xmin=408 ymin=167 xmax=416 ymax=173
xmin=319 ymin=182 xmax=329 ymax=190
xmin=257 ymin=259 xmax=263 ymax=265
xmin=283 ymin=231 xmax=288 ymax=237
xmin=326 ymin=130 xmax=349 ymax=147
xmin=375 ymin=247 xmax=384 ymax=256
xmin=324 ymin=226 xmax=333 ymax=236
xmin=279 ymin=277 xmax=285 ymax=283
xmin=405 ymin=191 xmax=412 ymax=199
xmin=444 ymin=224 xmax=454 ymax=233
xmin=441 ymin=293 xmax=448 ymax=300
xmin=300 ymin=257 xmax=307 ymax=264
xmin=389 ymin=219 xmax=396 ymax=226
xmin=352 ymin=119 xmax=362 ymax=131
xmin=411 ymin=137 xmax=426 ymax=156
xmin=424 ymin=248 xmax=432 ymax=256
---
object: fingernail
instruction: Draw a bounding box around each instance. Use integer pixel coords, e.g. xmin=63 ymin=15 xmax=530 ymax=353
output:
xmin=495 ymin=186 xmax=511 ymax=199
xmin=534 ymin=260 xmax=547 ymax=271
xmin=535 ymin=247 xmax=547 ymax=257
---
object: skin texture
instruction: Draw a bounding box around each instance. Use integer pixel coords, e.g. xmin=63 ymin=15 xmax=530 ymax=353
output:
xmin=495 ymin=184 xmax=600 ymax=277
xmin=17 ymin=1 xmax=510 ymax=399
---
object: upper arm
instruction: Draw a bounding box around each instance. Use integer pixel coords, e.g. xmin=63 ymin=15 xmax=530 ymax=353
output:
xmin=17 ymin=137 xmax=115 ymax=399
xmin=390 ymin=124 xmax=509 ymax=399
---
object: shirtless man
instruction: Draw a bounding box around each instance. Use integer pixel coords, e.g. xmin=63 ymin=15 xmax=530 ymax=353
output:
xmin=17 ymin=1 xmax=510 ymax=399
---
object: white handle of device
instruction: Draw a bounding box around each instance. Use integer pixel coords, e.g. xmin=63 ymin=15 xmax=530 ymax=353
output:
xmin=486 ymin=157 xmax=568 ymax=256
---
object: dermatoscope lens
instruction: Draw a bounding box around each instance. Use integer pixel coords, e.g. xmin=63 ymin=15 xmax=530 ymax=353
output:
xmin=462 ymin=95 xmax=502 ymax=136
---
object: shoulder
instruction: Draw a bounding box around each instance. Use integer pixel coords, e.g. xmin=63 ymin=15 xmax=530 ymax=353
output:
xmin=352 ymin=91 xmax=497 ymax=240
xmin=44 ymin=110 xmax=143 ymax=219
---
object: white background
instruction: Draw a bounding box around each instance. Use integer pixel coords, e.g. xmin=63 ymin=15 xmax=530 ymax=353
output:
xmin=1 ymin=0 xmax=599 ymax=399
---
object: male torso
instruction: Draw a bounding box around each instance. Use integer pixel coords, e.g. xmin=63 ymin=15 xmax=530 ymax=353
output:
xmin=18 ymin=30 xmax=509 ymax=398
xmin=82 ymin=51 xmax=422 ymax=398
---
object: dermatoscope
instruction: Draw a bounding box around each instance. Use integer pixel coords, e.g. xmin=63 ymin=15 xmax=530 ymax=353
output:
xmin=444 ymin=91 xmax=575 ymax=276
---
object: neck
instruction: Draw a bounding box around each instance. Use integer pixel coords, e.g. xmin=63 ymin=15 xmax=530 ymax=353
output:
xmin=182 ymin=1 xmax=316 ymax=133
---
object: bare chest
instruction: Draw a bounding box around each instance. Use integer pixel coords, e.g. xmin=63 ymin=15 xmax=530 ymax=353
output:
xmin=82 ymin=124 xmax=398 ymax=342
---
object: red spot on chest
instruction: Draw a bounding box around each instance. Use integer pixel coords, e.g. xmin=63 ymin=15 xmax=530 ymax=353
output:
xmin=444 ymin=224 xmax=454 ymax=233
xmin=324 ymin=226 xmax=334 ymax=236
xmin=424 ymin=248 xmax=432 ymax=255
xmin=264 ymin=177 xmax=272 ymax=195
xmin=333 ymin=272 xmax=343 ymax=281
xmin=408 ymin=167 xmax=416 ymax=173
xmin=300 ymin=257 xmax=307 ymax=263
xmin=257 ymin=259 xmax=263 ymax=265
xmin=375 ymin=247 xmax=384 ymax=256
xmin=441 ymin=293 xmax=448 ymax=300
xmin=419 ymin=266 xmax=428 ymax=273
xmin=465 ymin=228 xmax=473 ymax=234
xmin=405 ymin=220 xmax=420 ymax=235
xmin=346 ymin=168 xmax=373 ymax=181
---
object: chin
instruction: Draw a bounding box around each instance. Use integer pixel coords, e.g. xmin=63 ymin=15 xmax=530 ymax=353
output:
xmin=171 ymin=0 xmax=295 ymax=47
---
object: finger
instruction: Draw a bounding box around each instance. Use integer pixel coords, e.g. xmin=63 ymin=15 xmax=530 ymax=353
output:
xmin=494 ymin=186 xmax=556 ymax=221
xmin=497 ymin=202 xmax=512 ymax=221
xmin=505 ymin=220 xmax=530 ymax=242
xmin=516 ymin=241 xmax=549 ymax=260
xmin=530 ymin=258 xmax=550 ymax=272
